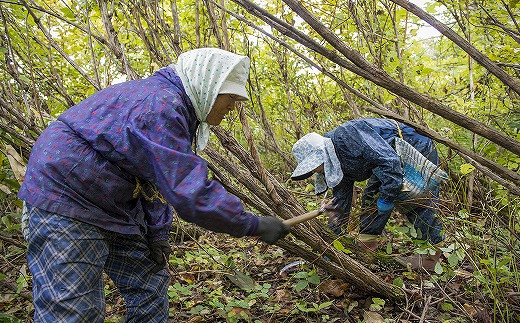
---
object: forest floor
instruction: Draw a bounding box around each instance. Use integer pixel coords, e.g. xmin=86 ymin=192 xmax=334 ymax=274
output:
xmin=1 ymin=214 xmax=514 ymax=322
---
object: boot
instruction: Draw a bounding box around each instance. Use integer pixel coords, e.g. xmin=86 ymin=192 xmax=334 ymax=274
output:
xmin=400 ymin=249 xmax=442 ymax=272
xmin=357 ymin=234 xmax=380 ymax=252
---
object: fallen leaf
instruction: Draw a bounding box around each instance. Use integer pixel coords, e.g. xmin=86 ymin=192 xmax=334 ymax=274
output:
xmin=181 ymin=273 xmax=195 ymax=284
xmin=463 ymin=303 xmax=491 ymax=323
xmin=278 ymin=308 xmax=291 ymax=315
xmin=402 ymin=271 xmax=419 ymax=280
xmin=454 ymin=269 xmax=473 ymax=278
xmin=6 ymin=145 xmax=26 ymax=184
xmin=346 ymin=300 xmax=358 ymax=313
xmin=274 ymin=288 xmax=291 ymax=302
xmin=363 ymin=310 xmax=385 ymax=323
xmin=318 ymin=279 xmax=349 ymax=297
xmin=0 ymin=184 xmax=12 ymax=195
xmin=187 ymin=315 xmax=204 ymax=323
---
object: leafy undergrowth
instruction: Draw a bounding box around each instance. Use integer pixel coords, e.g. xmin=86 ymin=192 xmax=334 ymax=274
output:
xmin=1 ymin=212 xmax=519 ymax=323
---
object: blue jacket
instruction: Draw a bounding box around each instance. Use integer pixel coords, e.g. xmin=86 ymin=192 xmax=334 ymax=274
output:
xmin=18 ymin=67 xmax=258 ymax=242
xmin=325 ymin=118 xmax=437 ymax=216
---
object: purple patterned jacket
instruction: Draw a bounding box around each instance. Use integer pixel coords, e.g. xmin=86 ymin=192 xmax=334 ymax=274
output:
xmin=18 ymin=67 xmax=258 ymax=242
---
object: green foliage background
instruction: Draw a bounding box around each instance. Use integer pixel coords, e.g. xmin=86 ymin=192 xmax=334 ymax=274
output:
xmin=0 ymin=0 xmax=519 ymax=321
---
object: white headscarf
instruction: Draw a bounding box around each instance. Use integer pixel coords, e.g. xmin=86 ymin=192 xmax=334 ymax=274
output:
xmin=291 ymin=132 xmax=343 ymax=195
xmin=172 ymin=48 xmax=250 ymax=151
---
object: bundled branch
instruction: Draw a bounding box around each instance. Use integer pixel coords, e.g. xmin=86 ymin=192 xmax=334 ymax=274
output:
xmin=209 ymin=126 xmax=405 ymax=301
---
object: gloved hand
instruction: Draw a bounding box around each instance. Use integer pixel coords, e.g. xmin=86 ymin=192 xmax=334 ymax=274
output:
xmin=255 ymin=216 xmax=290 ymax=244
xmin=376 ymin=197 xmax=394 ymax=217
xmin=323 ymin=201 xmax=346 ymax=234
xmin=149 ymin=240 xmax=171 ymax=274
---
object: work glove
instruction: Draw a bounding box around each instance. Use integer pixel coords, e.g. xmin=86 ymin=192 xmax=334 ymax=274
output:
xmin=149 ymin=240 xmax=171 ymax=274
xmin=376 ymin=197 xmax=394 ymax=217
xmin=255 ymin=216 xmax=290 ymax=244
xmin=323 ymin=200 xmax=347 ymax=234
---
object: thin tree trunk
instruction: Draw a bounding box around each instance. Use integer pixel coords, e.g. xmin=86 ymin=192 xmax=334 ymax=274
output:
xmin=97 ymin=0 xmax=140 ymax=80
xmin=465 ymin=1 xmax=476 ymax=213
xmin=83 ymin=4 xmax=101 ymax=87
xmin=204 ymin=0 xmax=224 ymax=48
xmin=171 ymin=0 xmax=183 ymax=55
xmin=273 ymin=47 xmax=302 ymax=139
xmin=249 ymin=56 xmax=296 ymax=168
xmin=219 ymin=0 xmax=230 ymax=50
xmin=195 ymin=0 xmax=201 ymax=47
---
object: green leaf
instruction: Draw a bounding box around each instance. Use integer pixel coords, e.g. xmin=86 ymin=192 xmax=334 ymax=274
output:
xmin=396 ymin=226 xmax=409 ymax=234
xmin=448 ymin=252 xmax=459 ymax=267
xmin=318 ymin=300 xmax=333 ymax=310
xmin=308 ymin=273 xmax=320 ymax=285
xmin=333 ymin=240 xmax=352 ymax=254
xmin=295 ymin=280 xmax=308 ymax=292
xmin=19 ymin=74 xmax=31 ymax=83
xmin=441 ymin=302 xmax=454 ymax=311
xmin=296 ymin=302 xmax=310 ymax=312
xmin=369 ymin=298 xmax=386 ymax=311
xmin=393 ymin=277 xmax=404 ymax=288
xmin=421 ymin=67 xmax=435 ymax=75
xmin=188 ymin=305 xmax=205 ymax=314
xmin=460 ymin=163 xmax=475 ymax=175
xmin=60 ymin=7 xmax=76 ymax=19
xmin=225 ymin=271 xmax=255 ymax=292
xmin=410 ymin=227 xmax=417 ymax=238
xmin=426 ymin=2 xmax=442 ymax=13
xmin=294 ymin=271 xmax=308 ymax=279
xmin=434 ymin=262 xmax=443 ymax=274
xmin=332 ymin=240 xmax=345 ymax=251
xmin=372 ymin=297 xmax=385 ymax=306
xmin=386 ymin=242 xmax=392 ymax=254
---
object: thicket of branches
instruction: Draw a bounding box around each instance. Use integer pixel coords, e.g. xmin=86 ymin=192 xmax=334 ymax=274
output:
xmin=1 ymin=0 xmax=519 ymax=320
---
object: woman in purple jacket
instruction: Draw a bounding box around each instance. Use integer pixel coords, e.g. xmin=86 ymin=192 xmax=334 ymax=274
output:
xmin=18 ymin=48 xmax=289 ymax=322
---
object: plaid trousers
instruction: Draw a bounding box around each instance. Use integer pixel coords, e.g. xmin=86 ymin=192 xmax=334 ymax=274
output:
xmin=24 ymin=204 xmax=170 ymax=322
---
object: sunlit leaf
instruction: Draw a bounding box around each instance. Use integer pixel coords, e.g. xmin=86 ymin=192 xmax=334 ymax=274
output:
xmin=460 ymin=163 xmax=475 ymax=175
xmin=434 ymin=262 xmax=443 ymax=274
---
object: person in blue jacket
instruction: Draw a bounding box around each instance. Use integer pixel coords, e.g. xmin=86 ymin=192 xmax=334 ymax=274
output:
xmin=18 ymin=48 xmax=289 ymax=322
xmin=290 ymin=118 xmax=444 ymax=269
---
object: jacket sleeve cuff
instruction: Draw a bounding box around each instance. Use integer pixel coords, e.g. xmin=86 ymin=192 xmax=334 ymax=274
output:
xmin=244 ymin=213 xmax=259 ymax=236
xmin=146 ymin=229 xmax=170 ymax=243
xmin=379 ymin=194 xmax=397 ymax=203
